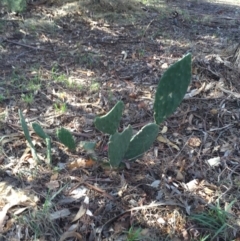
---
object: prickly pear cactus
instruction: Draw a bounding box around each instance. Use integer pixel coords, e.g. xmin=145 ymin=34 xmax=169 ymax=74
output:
xmin=108 ymin=125 xmax=132 ymax=167
xmin=19 ymin=110 xmax=40 ymax=163
xmin=94 ymin=101 xmax=124 ymax=135
xmin=32 ymin=123 xmax=52 ymax=165
xmin=154 ymin=54 xmax=191 ymax=125
xmin=56 ymin=127 xmax=76 ymax=151
xmin=32 ymin=123 xmax=49 ymax=139
xmin=124 ymin=123 xmax=159 ymax=161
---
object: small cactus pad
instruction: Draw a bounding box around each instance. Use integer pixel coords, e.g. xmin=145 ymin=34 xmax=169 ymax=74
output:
xmin=32 ymin=123 xmax=49 ymax=139
xmin=108 ymin=125 xmax=132 ymax=167
xmin=56 ymin=127 xmax=76 ymax=151
xmin=124 ymin=123 xmax=159 ymax=161
xmin=94 ymin=101 xmax=124 ymax=135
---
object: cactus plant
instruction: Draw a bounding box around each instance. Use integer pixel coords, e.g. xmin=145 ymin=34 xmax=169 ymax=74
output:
xmin=56 ymin=127 xmax=76 ymax=151
xmin=18 ymin=110 xmax=40 ymax=163
xmin=32 ymin=123 xmax=52 ymax=165
xmin=154 ymin=54 xmax=191 ymax=125
xmin=94 ymin=101 xmax=124 ymax=135
xmin=108 ymin=125 xmax=132 ymax=167
xmin=124 ymin=123 xmax=159 ymax=161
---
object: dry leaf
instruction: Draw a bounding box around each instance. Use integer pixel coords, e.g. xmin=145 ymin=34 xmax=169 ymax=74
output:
xmin=175 ymin=170 xmax=184 ymax=181
xmin=206 ymin=157 xmax=221 ymax=167
xmin=157 ymin=135 xmax=180 ymax=151
xmin=50 ymin=209 xmax=71 ymax=220
xmin=67 ymin=157 xmax=96 ymax=170
xmin=59 ymin=231 xmax=83 ymax=241
xmin=72 ymin=205 xmax=86 ymax=223
xmin=45 ymin=180 xmax=59 ymax=190
xmin=187 ymin=137 xmax=201 ymax=147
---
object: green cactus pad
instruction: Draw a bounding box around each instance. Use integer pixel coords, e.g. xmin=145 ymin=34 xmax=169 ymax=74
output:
xmin=94 ymin=101 xmax=124 ymax=135
xmin=56 ymin=127 xmax=76 ymax=151
xmin=154 ymin=54 xmax=191 ymax=125
xmin=108 ymin=125 xmax=132 ymax=167
xmin=124 ymin=123 xmax=159 ymax=161
xmin=32 ymin=123 xmax=52 ymax=165
xmin=19 ymin=110 xmax=40 ymax=163
xmin=32 ymin=123 xmax=49 ymax=139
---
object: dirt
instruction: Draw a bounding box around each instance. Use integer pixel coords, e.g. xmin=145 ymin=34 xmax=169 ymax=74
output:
xmin=0 ymin=0 xmax=240 ymax=240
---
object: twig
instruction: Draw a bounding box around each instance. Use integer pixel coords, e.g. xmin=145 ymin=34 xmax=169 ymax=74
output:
xmin=3 ymin=39 xmax=52 ymax=53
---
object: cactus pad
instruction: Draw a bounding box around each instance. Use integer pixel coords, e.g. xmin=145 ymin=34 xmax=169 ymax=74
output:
xmin=108 ymin=125 xmax=132 ymax=167
xmin=154 ymin=54 xmax=191 ymax=125
xmin=94 ymin=101 xmax=124 ymax=135
xmin=124 ymin=123 xmax=159 ymax=161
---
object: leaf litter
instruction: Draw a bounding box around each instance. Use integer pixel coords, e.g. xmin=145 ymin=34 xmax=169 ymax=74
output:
xmin=0 ymin=0 xmax=240 ymax=240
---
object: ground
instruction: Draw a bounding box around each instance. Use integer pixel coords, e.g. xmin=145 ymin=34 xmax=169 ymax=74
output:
xmin=0 ymin=0 xmax=240 ymax=240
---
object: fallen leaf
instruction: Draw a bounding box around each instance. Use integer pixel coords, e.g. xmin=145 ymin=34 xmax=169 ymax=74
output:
xmin=72 ymin=205 xmax=86 ymax=223
xmin=187 ymin=137 xmax=201 ymax=147
xmin=45 ymin=180 xmax=59 ymax=190
xmin=206 ymin=157 xmax=221 ymax=167
xmin=67 ymin=157 xmax=96 ymax=170
xmin=59 ymin=231 xmax=83 ymax=241
xmin=50 ymin=208 xmax=71 ymax=220
xmin=157 ymin=135 xmax=179 ymax=151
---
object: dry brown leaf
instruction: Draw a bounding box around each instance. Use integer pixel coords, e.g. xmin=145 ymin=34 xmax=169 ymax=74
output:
xmin=50 ymin=173 xmax=59 ymax=180
xmin=72 ymin=205 xmax=86 ymax=223
xmin=187 ymin=137 xmax=201 ymax=147
xmin=175 ymin=170 xmax=184 ymax=181
xmin=157 ymin=135 xmax=180 ymax=151
xmin=67 ymin=157 xmax=96 ymax=170
xmin=45 ymin=180 xmax=59 ymax=190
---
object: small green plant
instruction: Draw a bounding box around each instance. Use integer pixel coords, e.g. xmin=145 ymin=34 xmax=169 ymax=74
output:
xmin=32 ymin=123 xmax=52 ymax=165
xmin=1 ymin=0 xmax=26 ymax=12
xmin=56 ymin=127 xmax=76 ymax=151
xmin=19 ymin=110 xmax=40 ymax=163
xmin=126 ymin=226 xmax=143 ymax=241
xmin=190 ymin=199 xmax=236 ymax=240
xmin=93 ymin=54 xmax=191 ymax=167
xmin=19 ymin=188 xmax=65 ymax=239
xmin=53 ymin=102 xmax=67 ymax=113
xmin=21 ymin=93 xmax=34 ymax=104
xmin=90 ymin=80 xmax=100 ymax=92
xmin=0 ymin=94 xmax=4 ymax=102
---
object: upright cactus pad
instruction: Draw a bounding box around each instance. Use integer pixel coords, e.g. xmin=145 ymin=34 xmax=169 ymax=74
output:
xmin=32 ymin=123 xmax=49 ymax=139
xmin=124 ymin=123 xmax=159 ymax=161
xmin=56 ymin=127 xmax=76 ymax=151
xmin=108 ymin=125 xmax=132 ymax=167
xmin=154 ymin=54 xmax=191 ymax=125
xmin=94 ymin=101 xmax=124 ymax=135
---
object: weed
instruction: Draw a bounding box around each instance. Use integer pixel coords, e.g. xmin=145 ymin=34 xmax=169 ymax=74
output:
xmin=189 ymin=199 xmax=236 ymax=240
xmin=126 ymin=226 xmax=143 ymax=241
xmin=53 ymin=102 xmax=67 ymax=113
xmin=21 ymin=93 xmax=34 ymax=104
xmin=0 ymin=94 xmax=4 ymax=102
xmin=27 ymin=78 xmax=41 ymax=91
xmin=90 ymin=80 xmax=100 ymax=92
xmin=18 ymin=189 xmax=65 ymax=239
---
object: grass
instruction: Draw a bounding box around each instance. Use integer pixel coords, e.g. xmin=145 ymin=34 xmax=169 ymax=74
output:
xmin=189 ymin=199 xmax=236 ymax=240
xmin=126 ymin=226 xmax=143 ymax=241
xmin=18 ymin=187 xmax=66 ymax=239
xmin=0 ymin=94 xmax=4 ymax=102
xmin=21 ymin=93 xmax=34 ymax=104
xmin=53 ymin=102 xmax=67 ymax=113
xmin=90 ymin=80 xmax=100 ymax=92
